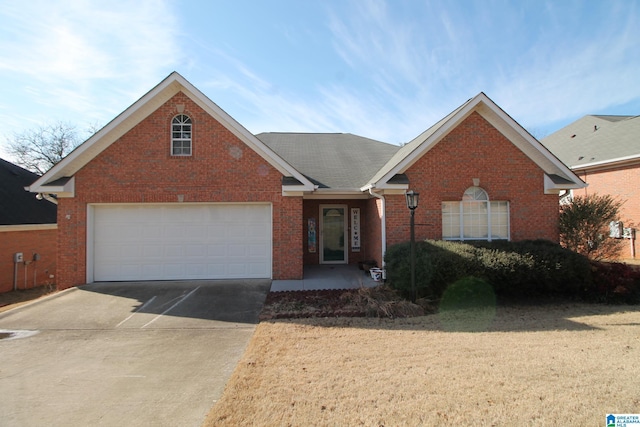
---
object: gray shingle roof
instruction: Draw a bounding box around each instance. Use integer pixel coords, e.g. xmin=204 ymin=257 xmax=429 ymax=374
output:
xmin=542 ymin=115 xmax=640 ymax=168
xmin=256 ymin=133 xmax=400 ymax=189
xmin=0 ymin=158 xmax=57 ymax=225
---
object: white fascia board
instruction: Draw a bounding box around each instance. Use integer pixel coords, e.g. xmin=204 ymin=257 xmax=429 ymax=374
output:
xmin=570 ymin=154 xmax=640 ymax=171
xmin=30 ymin=77 xmax=181 ymax=192
xmin=371 ymin=96 xmax=480 ymax=188
xmin=29 ymin=72 xmax=315 ymax=194
xmin=374 ymin=182 xmax=409 ymax=191
xmin=476 ymin=99 xmax=584 ymax=187
xmin=282 ymin=185 xmax=309 ymax=196
xmin=29 ymin=177 xmax=75 ymax=197
xmin=371 ymin=92 xmax=584 ymax=191
xmin=174 ymin=75 xmax=315 ymax=191
xmin=544 ymin=174 xmax=585 ymax=194
xmin=304 ymin=189 xmax=369 ymax=200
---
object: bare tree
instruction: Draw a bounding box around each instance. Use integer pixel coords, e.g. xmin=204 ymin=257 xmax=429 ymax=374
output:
xmin=6 ymin=122 xmax=83 ymax=175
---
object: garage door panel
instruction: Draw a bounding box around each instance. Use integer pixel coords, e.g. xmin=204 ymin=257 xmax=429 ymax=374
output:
xmin=93 ymin=204 xmax=272 ymax=281
xmin=207 ymin=245 xmax=225 ymax=257
xmin=249 ymin=263 xmax=269 ymax=275
xmin=184 ymin=244 xmax=206 ymax=257
xmin=143 ymin=245 xmax=163 ymax=258
xmin=249 ymin=244 xmax=269 ymax=257
xmin=227 ymin=263 xmax=246 ymax=275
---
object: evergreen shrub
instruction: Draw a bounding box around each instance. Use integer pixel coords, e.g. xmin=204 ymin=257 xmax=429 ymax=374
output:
xmin=384 ymin=239 xmax=592 ymax=300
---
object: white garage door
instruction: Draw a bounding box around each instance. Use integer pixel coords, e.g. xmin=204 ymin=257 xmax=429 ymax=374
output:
xmin=91 ymin=204 xmax=272 ymax=281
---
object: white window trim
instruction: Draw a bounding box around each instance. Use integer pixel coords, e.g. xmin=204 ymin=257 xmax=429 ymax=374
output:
xmin=171 ymin=114 xmax=192 ymax=156
xmin=442 ymin=187 xmax=510 ymax=242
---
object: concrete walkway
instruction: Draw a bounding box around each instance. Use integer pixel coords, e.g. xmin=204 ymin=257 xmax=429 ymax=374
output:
xmin=271 ymin=265 xmax=382 ymax=291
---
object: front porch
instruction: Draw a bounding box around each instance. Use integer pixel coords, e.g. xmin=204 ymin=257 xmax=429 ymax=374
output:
xmin=271 ymin=264 xmax=381 ymax=292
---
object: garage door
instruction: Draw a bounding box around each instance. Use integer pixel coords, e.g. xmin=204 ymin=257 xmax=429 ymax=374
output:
xmin=91 ymin=204 xmax=272 ymax=281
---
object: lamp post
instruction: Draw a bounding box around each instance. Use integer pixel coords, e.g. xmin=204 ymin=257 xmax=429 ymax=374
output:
xmin=405 ymin=190 xmax=419 ymax=303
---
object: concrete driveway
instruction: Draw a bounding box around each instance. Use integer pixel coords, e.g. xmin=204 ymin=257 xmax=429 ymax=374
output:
xmin=0 ymin=280 xmax=270 ymax=427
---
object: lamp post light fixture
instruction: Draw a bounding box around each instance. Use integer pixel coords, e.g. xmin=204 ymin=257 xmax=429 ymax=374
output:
xmin=405 ymin=190 xmax=419 ymax=303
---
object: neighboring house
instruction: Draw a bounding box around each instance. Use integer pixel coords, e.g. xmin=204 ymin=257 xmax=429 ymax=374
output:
xmin=0 ymin=158 xmax=57 ymax=293
xmin=543 ymin=115 xmax=640 ymax=259
xmin=28 ymin=72 xmax=584 ymax=289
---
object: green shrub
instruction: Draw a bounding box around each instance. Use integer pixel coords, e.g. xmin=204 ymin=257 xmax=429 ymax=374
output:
xmin=383 ymin=241 xmax=434 ymax=299
xmin=384 ymin=239 xmax=592 ymax=301
xmin=440 ymin=276 xmax=496 ymax=310
xmin=472 ymin=239 xmax=592 ymax=296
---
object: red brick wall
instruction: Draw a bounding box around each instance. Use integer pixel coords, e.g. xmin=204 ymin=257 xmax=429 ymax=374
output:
xmin=575 ymin=164 xmax=640 ymax=259
xmin=56 ymin=92 xmax=302 ymax=289
xmin=364 ymin=197 xmax=384 ymax=266
xmin=386 ymin=111 xmax=560 ymax=246
xmin=0 ymin=227 xmax=57 ymax=293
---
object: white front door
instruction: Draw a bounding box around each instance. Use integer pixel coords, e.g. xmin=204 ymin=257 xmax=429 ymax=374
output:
xmin=320 ymin=205 xmax=347 ymax=264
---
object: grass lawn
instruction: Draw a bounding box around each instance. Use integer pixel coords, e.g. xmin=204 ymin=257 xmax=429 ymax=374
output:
xmin=204 ymin=303 xmax=640 ymax=426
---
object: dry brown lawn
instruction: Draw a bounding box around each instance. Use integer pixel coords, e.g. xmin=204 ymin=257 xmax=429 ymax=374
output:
xmin=205 ymin=303 xmax=640 ymax=426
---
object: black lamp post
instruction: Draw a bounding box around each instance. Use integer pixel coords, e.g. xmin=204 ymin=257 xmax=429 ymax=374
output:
xmin=405 ymin=190 xmax=419 ymax=303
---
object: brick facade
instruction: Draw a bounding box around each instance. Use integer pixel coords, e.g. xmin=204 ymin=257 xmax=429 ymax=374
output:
xmin=0 ymin=227 xmax=57 ymax=293
xmin=300 ymin=112 xmax=561 ymax=270
xmin=56 ymin=93 xmax=303 ymax=289
xmin=49 ymin=83 xmax=571 ymax=288
xmin=385 ymin=112 xmax=560 ymax=247
xmin=574 ymin=164 xmax=640 ymax=259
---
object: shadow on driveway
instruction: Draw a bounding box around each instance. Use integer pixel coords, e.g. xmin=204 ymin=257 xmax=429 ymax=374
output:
xmin=0 ymin=279 xmax=271 ymax=427
xmin=83 ymin=279 xmax=271 ymax=325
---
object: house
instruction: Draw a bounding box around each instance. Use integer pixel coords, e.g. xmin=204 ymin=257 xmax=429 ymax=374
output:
xmin=542 ymin=115 xmax=640 ymax=259
xmin=0 ymin=158 xmax=57 ymax=293
xmin=28 ymin=72 xmax=584 ymax=289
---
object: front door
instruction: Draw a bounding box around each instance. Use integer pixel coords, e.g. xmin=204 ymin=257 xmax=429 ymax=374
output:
xmin=320 ymin=205 xmax=347 ymax=264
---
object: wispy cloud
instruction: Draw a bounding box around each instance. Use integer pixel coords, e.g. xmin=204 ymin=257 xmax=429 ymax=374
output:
xmin=0 ymin=0 xmax=181 ymax=131
xmin=491 ymin=1 xmax=640 ymax=133
xmin=325 ymin=0 xmax=640 ymax=138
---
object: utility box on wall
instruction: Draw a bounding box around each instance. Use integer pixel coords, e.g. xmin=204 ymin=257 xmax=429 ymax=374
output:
xmin=1 ymin=227 xmax=57 ymax=294
xmin=609 ymin=221 xmax=624 ymax=239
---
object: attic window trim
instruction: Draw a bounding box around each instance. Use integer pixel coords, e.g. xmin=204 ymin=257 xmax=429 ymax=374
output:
xmin=171 ymin=114 xmax=192 ymax=156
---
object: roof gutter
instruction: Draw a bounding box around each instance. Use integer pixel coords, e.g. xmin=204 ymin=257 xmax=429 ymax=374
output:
xmin=368 ymin=188 xmax=386 ymax=267
xmin=570 ymin=154 xmax=640 ymax=172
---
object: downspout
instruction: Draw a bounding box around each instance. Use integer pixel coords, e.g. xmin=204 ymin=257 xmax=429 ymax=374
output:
xmin=368 ymin=188 xmax=386 ymax=267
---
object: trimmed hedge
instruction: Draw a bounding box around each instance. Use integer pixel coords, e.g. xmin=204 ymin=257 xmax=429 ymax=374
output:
xmin=383 ymin=241 xmax=434 ymax=299
xmin=384 ymin=239 xmax=593 ymax=300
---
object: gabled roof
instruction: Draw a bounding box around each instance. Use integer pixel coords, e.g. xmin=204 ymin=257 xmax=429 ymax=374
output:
xmin=364 ymin=92 xmax=585 ymax=193
xmin=542 ymin=115 xmax=640 ymax=170
xmin=257 ymin=133 xmax=400 ymax=190
xmin=0 ymin=158 xmax=56 ymax=225
xmin=26 ymin=73 xmax=583 ymax=198
xmin=28 ymin=72 xmax=315 ymax=196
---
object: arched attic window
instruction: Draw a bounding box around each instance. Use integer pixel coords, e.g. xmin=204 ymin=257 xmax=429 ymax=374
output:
xmin=171 ymin=114 xmax=192 ymax=156
xmin=442 ymin=186 xmax=509 ymax=241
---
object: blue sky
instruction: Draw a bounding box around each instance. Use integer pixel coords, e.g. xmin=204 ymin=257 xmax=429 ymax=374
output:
xmin=1 ymin=0 xmax=639 ymax=161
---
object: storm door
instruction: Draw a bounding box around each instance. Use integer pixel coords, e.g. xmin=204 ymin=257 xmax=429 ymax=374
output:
xmin=320 ymin=205 xmax=347 ymax=264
